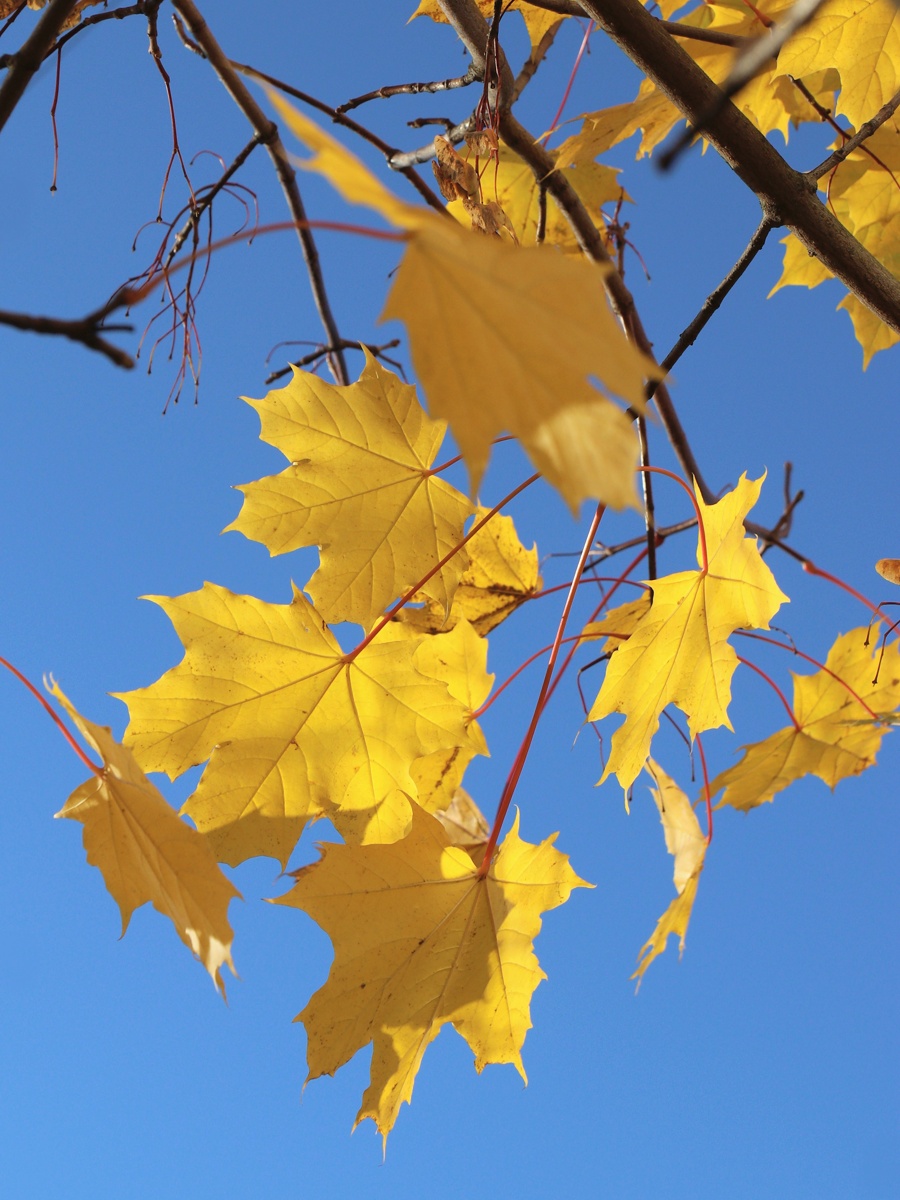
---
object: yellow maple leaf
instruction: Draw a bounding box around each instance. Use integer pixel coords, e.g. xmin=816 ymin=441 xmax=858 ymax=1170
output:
xmin=434 ymin=786 xmax=490 ymax=862
xmin=447 ymin=145 xmax=626 ymax=253
xmin=227 ymin=351 xmax=471 ymax=629
xmin=771 ymin=122 xmax=900 ymax=363
xmin=581 ymin=593 xmax=652 ymax=654
xmin=711 ymin=626 xmax=900 ymax=810
xmin=381 ymin=619 xmax=493 ymax=813
xmin=778 ymin=0 xmax=900 ymax=128
xmin=277 ymin=805 xmax=589 ymax=1141
xmin=51 ymin=682 xmax=239 ymax=991
xmin=410 ymin=0 xmax=564 ymax=46
xmin=633 ymin=760 xmax=707 ymax=983
xmin=589 ymin=475 xmax=789 ymax=794
xmin=558 ymin=0 xmax=835 ymax=161
xmin=396 ymin=506 xmax=541 ymax=636
xmin=117 ymin=584 xmax=469 ymax=862
xmin=270 ymin=94 xmax=657 ymax=513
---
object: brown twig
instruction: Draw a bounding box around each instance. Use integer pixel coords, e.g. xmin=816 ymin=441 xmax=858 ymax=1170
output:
xmin=227 ymin=60 xmax=447 ymax=215
xmin=264 ymin=338 xmax=403 ymax=385
xmin=658 ymin=20 xmax=750 ymax=49
xmin=0 ymin=302 xmax=134 ymax=368
xmin=809 ymin=87 xmax=900 ymax=180
xmin=337 ymin=62 xmax=482 ymax=113
xmin=0 ymin=0 xmax=82 ymax=133
xmin=511 ymin=19 xmax=561 ymax=105
xmin=170 ymin=0 xmax=349 ymax=385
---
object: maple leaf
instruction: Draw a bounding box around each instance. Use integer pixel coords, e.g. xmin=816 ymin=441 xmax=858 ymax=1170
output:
xmin=446 ymin=144 xmax=627 ymax=255
xmin=771 ymin=121 xmax=900 ymax=363
xmin=778 ymin=0 xmax=900 ymax=128
xmin=270 ymin=94 xmax=658 ymax=513
xmin=410 ymin=0 xmax=564 ymax=46
xmin=582 ymin=593 xmax=652 ymax=654
xmin=711 ymin=626 xmax=900 ymax=810
xmin=381 ymin=619 xmax=493 ymax=814
xmin=277 ymin=805 xmax=589 ymax=1141
xmin=227 ymin=351 xmax=471 ymax=629
xmin=589 ymin=475 xmax=789 ymax=794
xmin=117 ymin=584 xmax=470 ymax=862
xmin=51 ymin=682 xmax=239 ymax=991
xmin=434 ymin=786 xmax=490 ymax=862
xmin=396 ymin=506 xmax=541 ymax=636
xmin=633 ymin=760 xmax=707 ymax=984
xmin=556 ymin=0 xmax=836 ymax=162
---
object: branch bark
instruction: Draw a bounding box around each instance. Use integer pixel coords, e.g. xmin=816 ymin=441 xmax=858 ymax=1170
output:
xmin=0 ymin=0 xmax=82 ymax=134
xmin=578 ymin=0 xmax=900 ymax=334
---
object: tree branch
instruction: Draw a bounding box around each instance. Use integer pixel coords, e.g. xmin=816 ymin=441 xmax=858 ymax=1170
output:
xmin=0 ymin=302 xmax=134 ymax=368
xmin=0 ymin=0 xmax=82 ymax=133
xmin=337 ymin=61 xmax=482 ymax=113
xmin=170 ymin=0 xmax=349 ymax=385
xmin=809 ymin=87 xmax=900 ymax=180
xmin=578 ymin=0 xmax=900 ymax=335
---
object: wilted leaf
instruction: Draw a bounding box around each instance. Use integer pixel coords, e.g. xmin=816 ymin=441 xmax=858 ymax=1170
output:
xmin=633 ymin=759 xmax=707 ymax=984
xmin=52 ymin=682 xmax=239 ymax=991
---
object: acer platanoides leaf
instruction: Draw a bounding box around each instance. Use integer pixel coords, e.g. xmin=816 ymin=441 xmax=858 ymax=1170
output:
xmin=228 ymin=350 xmax=471 ymax=628
xmin=277 ymin=805 xmax=589 ymax=1141
xmin=633 ymin=759 xmax=707 ymax=984
xmin=590 ymin=475 xmax=789 ymax=794
xmin=117 ymin=584 xmax=469 ymax=862
xmin=52 ymin=682 xmax=239 ymax=991
xmin=711 ymin=625 xmax=900 ymax=810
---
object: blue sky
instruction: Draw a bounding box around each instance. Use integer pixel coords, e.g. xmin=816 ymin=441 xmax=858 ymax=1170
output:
xmin=1 ymin=3 xmax=897 ymax=1197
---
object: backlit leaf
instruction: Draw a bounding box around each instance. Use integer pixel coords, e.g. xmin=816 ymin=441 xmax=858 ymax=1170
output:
xmin=278 ymin=805 xmax=589 ymax=1141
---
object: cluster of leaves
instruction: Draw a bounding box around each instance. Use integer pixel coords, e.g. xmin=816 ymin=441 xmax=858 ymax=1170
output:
xmin=18 ymin=0 xmax=900 ymax=1144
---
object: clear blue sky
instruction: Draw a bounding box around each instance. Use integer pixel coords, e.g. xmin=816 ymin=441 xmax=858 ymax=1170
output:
xmin=1 ymin=3 xmax=897 ymax=1197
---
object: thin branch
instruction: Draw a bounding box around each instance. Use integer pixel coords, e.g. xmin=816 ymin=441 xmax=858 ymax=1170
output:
xmin=0 ymin=0 xmax=82 ymax=133
xmin=164 ymin=133 xmax=263 ymax=270
xmin=388 ymin=116 xmax=476 ymax=169
xmin=264 ymin=338 xmax=402 ymax=385
xmin=0 ymin=302 xmax=134 ymax=368
xmin=170 ymin=0 xmax=349 ymax=385
xmin=228 ymin=60 xmax=447 ymax=214
xmin=337 ymin=62 xmax=482 ymax=113
xmin=511 ymin=19 xmax=561 ymax=105
xmin=651 ymin=213 xmax=775 ymax=386
xmin=809 ymin=87 xmax=900 ymax=180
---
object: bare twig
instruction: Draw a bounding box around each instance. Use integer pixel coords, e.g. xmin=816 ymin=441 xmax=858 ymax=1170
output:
xmin=511 ymin=19 xmax=561 ymax=104
xmin=170 ymin=0 xmax=349 ymax=385
xmin=0 ymin=302 xmax=134 ymax=368
xmin=388 ymin=116 xmax=476 ymax=169
xmin=228 ymin=60 xmax=447 ymax=215
xmin=651 ymin=213 xmax=775 ymax=386
xmin=809 ymin=87 xmax=900 ymax=180
xmin=0 ymin=0 xmax=82 ymax=133
xmin=338 ymin=62 xmax=482 ymax=113
xmin=264 ymin=338 xmax=402 ymax=385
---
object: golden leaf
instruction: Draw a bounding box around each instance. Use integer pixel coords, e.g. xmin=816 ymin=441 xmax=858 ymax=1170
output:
xmin=117 ymin=584 xmax=469 ymax=862
xmin=52 ymin=683 xmax=239 ymax=991
xmin=278 ymin=805 xmax=589 ymax=1141
xmin=589 ymin=475 xmax=788 ymax=794
xmin=227 ymin=351 xmax=471 ymax=629
xmin=633 ymin=760 xmax=707 ymax=984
